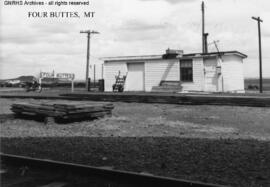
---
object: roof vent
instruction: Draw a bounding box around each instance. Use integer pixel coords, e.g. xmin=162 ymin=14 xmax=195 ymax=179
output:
xmin=166 ymin=49 xmax=183 ymax=55
xmin=163 ymin=48 xmax=183 ymax=59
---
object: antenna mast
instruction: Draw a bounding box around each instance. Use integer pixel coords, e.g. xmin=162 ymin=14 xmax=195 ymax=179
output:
xmin=202 ymin=1 xmax=205 ymax=53
xmin=201 ymin=1 xmax=209 ymax=53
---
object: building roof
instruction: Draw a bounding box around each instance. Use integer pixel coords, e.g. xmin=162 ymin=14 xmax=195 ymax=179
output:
xmin=102 ymin=55 xmax=163 ymax=62
xmin=183 ymin=51 xmax=247 ymax=58
xmin=102 ymin=51 xmax=247 ymax=62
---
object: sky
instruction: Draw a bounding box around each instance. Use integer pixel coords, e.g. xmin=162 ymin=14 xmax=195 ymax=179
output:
xmin=0 ymin=0 xmax=270 ymax=80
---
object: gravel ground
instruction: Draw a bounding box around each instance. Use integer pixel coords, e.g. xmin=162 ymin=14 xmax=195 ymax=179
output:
xmin=1 ymin=98 xmax=270 ymax=140
xmin=1 ymin=137 xmax=270 ymax=187
xmin=1 ymin=98 xmax=270 ymax=186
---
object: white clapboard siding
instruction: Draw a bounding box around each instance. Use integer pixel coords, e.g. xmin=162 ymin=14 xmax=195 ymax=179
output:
xmin=144 ymin=59 xmax=179 ymax=91
xmin=104 ymin=62 xmax=127 ymax=92
xmin=221 ymin=55 xmax=245 ymax=93
xmin=181 ymin=58 xmax=204 ymax=92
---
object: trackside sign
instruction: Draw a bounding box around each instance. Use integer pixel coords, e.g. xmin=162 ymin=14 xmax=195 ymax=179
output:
xmin=39 ymin=71 xmax=75 ymax=92
xmin=40 ymin=72 xmax=54 ymax=78
xmin=56 ymin=73 xmax=75 ymax=80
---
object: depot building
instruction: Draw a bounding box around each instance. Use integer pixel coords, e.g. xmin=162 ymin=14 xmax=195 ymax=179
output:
xmin=103 ymin=49 xmax=247 ymax=93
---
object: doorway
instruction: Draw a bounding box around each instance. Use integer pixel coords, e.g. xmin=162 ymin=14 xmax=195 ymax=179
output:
xmin=125 ymin=63 xmax=145 ymax=91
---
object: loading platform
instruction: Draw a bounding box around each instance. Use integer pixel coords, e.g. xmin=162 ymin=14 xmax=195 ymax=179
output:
xmin=1 ymin=91 xmax=270 ymax=107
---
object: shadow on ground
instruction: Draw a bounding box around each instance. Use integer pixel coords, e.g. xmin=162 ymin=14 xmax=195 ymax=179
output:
xmin=0 ymin=113 xmax=105 ymax=124
xmin=1 ymin=136 xmax=270 ymax=187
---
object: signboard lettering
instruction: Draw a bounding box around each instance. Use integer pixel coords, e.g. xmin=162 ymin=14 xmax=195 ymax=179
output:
xmin=40 ymin=72 xmax=54 ymax=78
xmin=56 ymin=73 xmax=75 ymax=80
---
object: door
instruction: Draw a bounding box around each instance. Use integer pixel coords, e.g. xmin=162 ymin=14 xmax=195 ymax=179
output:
xmin=126 ymin=63 xmax=144 ymax=91
xmin=204 ymin=59 xmax=217 ymax=92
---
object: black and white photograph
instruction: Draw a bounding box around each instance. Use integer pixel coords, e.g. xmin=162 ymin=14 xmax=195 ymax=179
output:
xmin=0 ymin=0 xmax=270 ymax=186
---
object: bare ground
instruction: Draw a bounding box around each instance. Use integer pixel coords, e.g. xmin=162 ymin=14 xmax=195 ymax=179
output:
xmin=0 ymin=98 xmax=270 ymax=140
xmin=1 ymin=98 xmax=270 ymax=186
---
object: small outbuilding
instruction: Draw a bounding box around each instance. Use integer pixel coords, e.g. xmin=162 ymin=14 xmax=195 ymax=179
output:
xmin=103 ymin=49 xmax=247 ymax=93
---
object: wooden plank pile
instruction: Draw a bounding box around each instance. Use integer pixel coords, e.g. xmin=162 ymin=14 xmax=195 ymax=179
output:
xmin=11 ymin=101 xmax=114 ymax=122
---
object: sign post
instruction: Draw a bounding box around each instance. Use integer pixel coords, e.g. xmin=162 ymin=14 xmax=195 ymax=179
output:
xmin=72 ymin=80 xmax=74 ymax=92
xmin=40 ymin=71 xmax=75 ymax=92
xmin=56 ymin=73 xmax=75 ymax=92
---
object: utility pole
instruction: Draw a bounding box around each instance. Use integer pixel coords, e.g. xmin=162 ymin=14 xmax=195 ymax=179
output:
xmin=80 ymin=30 xmax=99 ymax=90
xmin=201 ymin=1 xmax=205 ymax=53
xmin=94 ymin=64 xmax=96 ymax=87
xmin=101 ymin=64 xmax=104 ymax=79
xmin=252 ymin=16 xmax=263 ymax=93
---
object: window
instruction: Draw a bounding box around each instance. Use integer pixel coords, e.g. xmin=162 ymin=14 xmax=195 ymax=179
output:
xmin=180 ymin=59 xmax=193 ymax=82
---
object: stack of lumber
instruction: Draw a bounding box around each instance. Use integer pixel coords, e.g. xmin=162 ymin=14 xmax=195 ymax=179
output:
xmin=11 ymin=101 xmax=114 ymax=121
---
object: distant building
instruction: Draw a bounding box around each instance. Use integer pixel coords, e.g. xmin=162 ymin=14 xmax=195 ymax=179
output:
xmin=103 ymin=49 xmax=247 ymax=93
xmin=7 ymin=80 xmax=21 ymax=85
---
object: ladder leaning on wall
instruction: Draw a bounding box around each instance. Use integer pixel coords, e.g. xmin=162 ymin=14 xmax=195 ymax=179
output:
xmin=112 ymin=71 xmax=127 ymax=92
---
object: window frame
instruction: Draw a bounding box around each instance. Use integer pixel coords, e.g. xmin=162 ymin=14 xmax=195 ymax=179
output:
xmin=180 ymin=59 xmax=193 ymax=82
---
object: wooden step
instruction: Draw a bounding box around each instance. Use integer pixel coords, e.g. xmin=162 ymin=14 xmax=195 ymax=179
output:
xmin=151 ymin=86 xmax=182 ymax=93
xmin=160 ymin=81 xmax=181 ymax=86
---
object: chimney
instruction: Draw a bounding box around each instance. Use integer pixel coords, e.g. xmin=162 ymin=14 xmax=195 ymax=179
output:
xmin=203 ymin=33 xmax=209 ymax=53
xmin=163 ymin=49 xmax=184 ymax=59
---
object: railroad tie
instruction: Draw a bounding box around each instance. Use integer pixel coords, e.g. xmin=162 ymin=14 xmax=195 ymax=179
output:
xmin=0 ymin=169 xmax=7 ymax=174
xmin=38 ymin=182 xmax=68 ymax=187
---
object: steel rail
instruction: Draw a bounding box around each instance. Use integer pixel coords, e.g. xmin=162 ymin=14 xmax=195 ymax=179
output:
xmin=1 ymin=153 xmax=228 ymax=187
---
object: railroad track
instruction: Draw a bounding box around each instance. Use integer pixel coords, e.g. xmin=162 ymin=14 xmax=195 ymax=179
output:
xmin=1 ymin=92 xmax=270 ymax=107
xmin=1 ymin=153 xmax=228 ymax=187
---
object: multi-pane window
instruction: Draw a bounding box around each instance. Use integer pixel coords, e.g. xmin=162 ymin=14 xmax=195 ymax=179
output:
xmin=180 ymin=59 xmax=193 ymax=82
